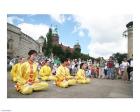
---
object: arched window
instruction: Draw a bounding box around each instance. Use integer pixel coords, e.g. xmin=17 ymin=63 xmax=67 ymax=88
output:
xmin=7 ymin=39 xmax=13 ymax=49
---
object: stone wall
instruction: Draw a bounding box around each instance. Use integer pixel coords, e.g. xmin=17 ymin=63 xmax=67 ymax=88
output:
xmin=7 ymin=23 xmax=40 ymax=59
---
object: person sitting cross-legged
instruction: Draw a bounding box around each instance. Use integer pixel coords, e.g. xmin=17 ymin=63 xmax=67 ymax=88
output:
xmin=15 ymin=50 xmax=48 ymax=95
xmin=10 ymin=57 xmax=25 ymax=82
xmin=55 ymin=58 xmax=76 ymax=88
xmin=65 ymin=59 xmax=76 ymax=86
xmin=75 ymin=63 xmax=90 ymax=84
xmin=39 ymin=59 xmax=56 ymax=81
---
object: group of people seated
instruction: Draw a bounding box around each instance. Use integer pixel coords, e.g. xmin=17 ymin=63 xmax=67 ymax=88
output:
xmin=10 ymin=50 xmax=91 ymax=95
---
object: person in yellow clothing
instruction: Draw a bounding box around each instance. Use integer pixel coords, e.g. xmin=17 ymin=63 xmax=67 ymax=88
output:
xmin=65 ymin=59 xmax=76 ymax=86
xmin=55 ymin=58 xmax=76 ymax=88
xmin=76 ymin=63 xmax=90 ymax=84
xmin=10 ymin=57 xmax=25 ymax=82
xmin=15 ymin=50 xmax=48 ymax=95
xmin=39 ymin=59 xmax=56 ymax=81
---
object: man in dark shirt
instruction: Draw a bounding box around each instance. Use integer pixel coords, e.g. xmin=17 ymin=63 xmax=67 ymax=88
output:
xmin=107 ymin=56 xmax=115 ymax=79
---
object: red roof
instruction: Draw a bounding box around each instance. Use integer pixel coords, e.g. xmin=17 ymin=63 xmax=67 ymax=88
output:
xmin=59 ymin=44 xmax=74 ymax=53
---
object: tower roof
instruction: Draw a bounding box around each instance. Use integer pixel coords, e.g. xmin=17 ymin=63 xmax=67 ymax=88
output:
xmin=126 ymin=21 xmax=133 ymax=28
xmin=74 ymin=42 xmax=81 ymax=49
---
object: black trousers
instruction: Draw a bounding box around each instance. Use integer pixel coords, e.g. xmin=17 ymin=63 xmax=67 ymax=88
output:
xmin=127 ymin=67 xmax=133 ymax=80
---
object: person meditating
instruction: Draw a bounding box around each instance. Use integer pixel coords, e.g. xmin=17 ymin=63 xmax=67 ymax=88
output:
xmin=76 ymin=63 xmax=90 ymax=84
xmin=15 ymin=50 xmax=48 ymax=95
xmin=55 ymin=58 xmax=76 ymax=88
xmin=39 ymin=59 xmax=56 ymax=81
xmin=10 ymin=57 xmax=25 ymax=82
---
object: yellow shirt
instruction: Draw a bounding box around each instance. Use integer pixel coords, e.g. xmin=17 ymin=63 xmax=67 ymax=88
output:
xmin=10 ymin=63 xmax=22 ymax=81
xmin=76 ymin=69 xmax=86 ymax=80
xmin=65 ymin=67 xmax=73 ymax=79
xmin=18 ymin=61 xmax=38 ymax=84
xmin=55 ymin=65 xmax=67 ymax=81
xmin=39 ymin=65 xmax=52 ymax=77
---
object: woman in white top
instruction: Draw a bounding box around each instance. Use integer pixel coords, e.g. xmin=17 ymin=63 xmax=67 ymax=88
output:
xmin=122 ymin=58 xmax=129 ymax=81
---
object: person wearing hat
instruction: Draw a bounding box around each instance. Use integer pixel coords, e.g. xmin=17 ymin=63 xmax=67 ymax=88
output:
xmin=10 ymin=57 xmax=25 ymax=82
xmin=39 ymin=59 xmax=56 ymax=81
xmin=15 ymin=50 xmax=48 ymax=95
xmin=75 ymin=63 xmax=90 ymax=84
xmin=55 ymin=58 xmax=76 ymax=88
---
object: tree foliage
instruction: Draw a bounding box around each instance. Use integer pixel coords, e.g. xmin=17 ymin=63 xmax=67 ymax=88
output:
xmin=112 ymin=52 xmax=127 ymax=64
xmin=45 ymin=28 xmax=53 ymax=57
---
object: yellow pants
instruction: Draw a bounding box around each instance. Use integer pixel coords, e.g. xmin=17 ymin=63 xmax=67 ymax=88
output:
xmin=56 ymin=81 xmax=69 ymax=88
xmin=41 ymin=76 xmax=56 ymax=81
xmin=77 ymin=78 xmax=90 ymax=84
xmin=17 ymin=82 xmax=48 ymax=95
xmin=32 ymin=82 xmax=49 ymax=91
xmin=68 ymin=79 xmax=76 ymax=86
xmin=19 ymin=84 xmax=33 ymax=95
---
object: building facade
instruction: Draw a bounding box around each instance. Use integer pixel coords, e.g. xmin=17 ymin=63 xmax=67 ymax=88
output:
xmin=7 ymin=23 xmax=81 ymax=59
xmin=7 ymin=23 xmax=44 ymax=59
xmin=50 ymin=27 xmax=81 ymax=53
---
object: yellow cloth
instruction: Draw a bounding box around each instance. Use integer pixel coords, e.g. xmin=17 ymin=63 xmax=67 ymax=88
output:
xmin=17 ymin=61 xmax=39 ymax=84
xmin=20 ymin=84 xmax=33 ymax=95
xmin=15 ymin=61 xmax=48 ymax=94
xmin=55 ymin=65 xmax=67 ymax=81
xmin=10 ymin=63 xmax=22 ymax=82
xmin=32 ymin=82 xmax=49 ymax=91
xmin=76 ymin=78 xmax=90 ymax=84
xmin=55 ymin=65 xmax=76 ymax=87
xmin=65 ymin=67 xmax=74 ymax=79
xmin=39 ymin=65 xmax=56 ymax=81
xmin=68 ymin=79 xmax=76 ymax=85
xmin=56 ymin=80 xmax=69 ymax=88
xmin=65 ymin=68 xmax=76 ymax=85
xmin=76 ymin=69 xmax=90 ymax=84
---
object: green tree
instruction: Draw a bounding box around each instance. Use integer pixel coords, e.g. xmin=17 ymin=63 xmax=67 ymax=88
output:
xmin=72 ymin=47 xmax=81 ymax=59
xmin=112 ymin=52 xmax=127 ymax=64
xmin=80 ymin=53 xmax=91 ymax=60
xmin=45 ymin=28 xmax=53 ymax=57
xmin=65 ymin=48 xmax=72 ymax=59
xmin=52 ymin=45 xmax=64 ymax=59
xmin=42 ymin=38 xmax=47 ymax=55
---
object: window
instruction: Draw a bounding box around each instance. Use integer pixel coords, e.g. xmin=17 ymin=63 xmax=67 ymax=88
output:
xmin=7 ymin=39 xmax=13 ymax=49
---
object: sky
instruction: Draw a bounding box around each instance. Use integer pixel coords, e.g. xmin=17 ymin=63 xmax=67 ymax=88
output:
xmin=7 ymin=14 xmax=132 ymax=59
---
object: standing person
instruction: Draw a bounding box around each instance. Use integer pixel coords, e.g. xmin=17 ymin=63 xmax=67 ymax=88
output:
xmin=75 ymin=63 xmax=90 ymax=84
xmin=55 ymin=58 xmax=76 ymax=88
xmin=96 ymin=61 xmax=100 ymax=78
xmin=104 ymin=61 xmax=108 ymax=79
xmin=122 ymin=58 xmax=129 ymax=81
xmin=10 ymin=57 xmax=25 ymax=82
xmin=120 ymin=61 xmax=125 ymax=79
xmin=114 ymin=60 xmax=119 ymax=79
xmin=127 ymin=57 xmax=133 ymax=81
xmin=15 ymin=50 xmax=48 ymax=95
xmin=99 ymin=57 xmax=105 ymax=79
xmin=52 ymin=63 xmax=58 ymax=75
xmin=107 ymin=56 xmax=115 ymax=79
xmin=86 ymin=64 xmax=93 ymax=78
xmin=85 ymin=65 xmax=91 ymax=78
xmin=89 ymin=65 xmax=94 ymax=79
xmin=39 ymin=59 xmax=56 ymax=81
xmin=93 ymin=60 xmax=99 ymax=78
xmin=73 ymin=64 xmax=78 ymax=76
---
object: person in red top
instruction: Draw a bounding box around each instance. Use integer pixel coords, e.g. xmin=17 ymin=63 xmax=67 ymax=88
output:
xmin=107 ymin=56 xmax=115 ymax=79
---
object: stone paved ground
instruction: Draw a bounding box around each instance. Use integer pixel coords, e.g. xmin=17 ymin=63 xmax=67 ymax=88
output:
xmin=7 ymin=72 xmax=133 ymax=98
